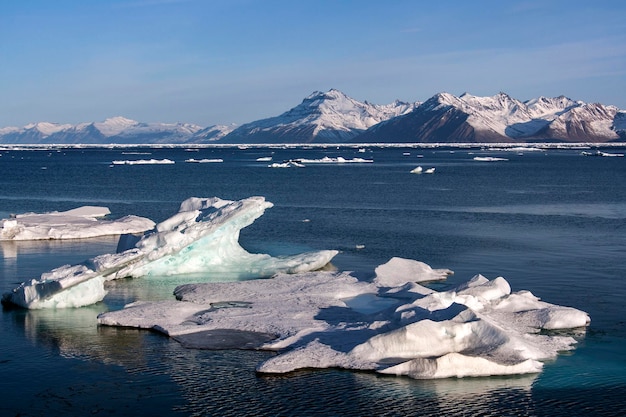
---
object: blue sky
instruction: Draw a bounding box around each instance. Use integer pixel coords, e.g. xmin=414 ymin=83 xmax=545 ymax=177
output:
xmin=1 ymin=0 xmax=625 ymax=127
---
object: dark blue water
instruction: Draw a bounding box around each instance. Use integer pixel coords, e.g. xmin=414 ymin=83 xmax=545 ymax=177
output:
xmin=1 ymin=145 xmax=625 ymax=416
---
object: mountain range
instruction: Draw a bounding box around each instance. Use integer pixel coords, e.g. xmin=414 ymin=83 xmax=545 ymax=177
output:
xmin=1 ymin=89 xmax=624 ymax=144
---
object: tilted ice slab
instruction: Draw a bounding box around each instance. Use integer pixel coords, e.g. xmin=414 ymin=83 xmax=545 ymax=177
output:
xmin=2 ymin=197 xmax=338 ymax=309
xmin=0 ymin=206 xmax=155 ymax=241
xmin=97 ymin=257 xmax=590 ymax=379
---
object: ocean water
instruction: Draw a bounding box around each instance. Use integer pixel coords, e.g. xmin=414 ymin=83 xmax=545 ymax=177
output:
xmin=0 ymin=145 xmax=625 ymax=416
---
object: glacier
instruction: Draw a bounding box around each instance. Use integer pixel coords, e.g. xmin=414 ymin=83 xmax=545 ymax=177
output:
xmin=1 ymin=197 xmax=338 ymax=309
xmin=98 ymin=257 xmax=590 ymax=380
xmin=0 ymin=206 xmax=155 ymax=241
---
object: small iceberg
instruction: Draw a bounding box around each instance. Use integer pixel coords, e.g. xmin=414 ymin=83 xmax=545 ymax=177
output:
xmin=0 ymin=206 xmax=155 ymax=241
xmin=268 ymin=160 xmax=305 ymax=168
xmin=410 ymin=166 xmax=435 ymax=174
xmin=294 ymin=156 xmax=373 ymax=164
xmin=581 ymin=151 xmax=624 ymax=157
xmin=111 ymin=159 xmax=175 ymax=165
xmin=2 ymin=197 xmax=337 ymax=309
xmin=184 ymin=158 xmax=224 ymax=163
xmin=473 ymin=157 xmax=509 ymax=162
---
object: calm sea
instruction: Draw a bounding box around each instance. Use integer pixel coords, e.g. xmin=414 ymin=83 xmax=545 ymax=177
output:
xmin=0 ymin=145 xmax=625 ymax=416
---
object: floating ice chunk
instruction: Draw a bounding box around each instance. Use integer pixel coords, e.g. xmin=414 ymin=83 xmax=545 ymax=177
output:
xmin=581 ymin=151 xmax=624 ymax=157
xmin=268 ymin=160 xmax=305 ymax=168
xmin=184 ymin=158 xmax=223 ymax=163
xmin=2 ymin=197 xmax=338 ymax=309
xmin=0 ymin=206 xmax=155 ymax=241
xmin=410 ymin=166 xmax=435 ymax=174
xmin=111 ymin=159 xmax=175 ymax=165
xmin=294 ymin=156 xmax=373 ymax=164
xmin=373 ymin=257 xmax=453 ymax=287
xmin=473 ymin=157 xmax=509 ymax=161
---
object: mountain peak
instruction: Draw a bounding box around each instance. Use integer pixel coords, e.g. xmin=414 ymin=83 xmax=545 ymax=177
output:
xmin=94 ymin=116 xmax=140 ymax=136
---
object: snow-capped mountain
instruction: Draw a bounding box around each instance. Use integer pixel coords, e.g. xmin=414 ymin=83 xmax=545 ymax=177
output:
xmin=1 ymin=90 xmax=624 ymax=144
xmin=221 ymin=89 xmax=418 ymax=143
xmin=356 ymin=92 xmax=625 ymax=143
xmin=0 ymin=117 xmax=205 ymax=144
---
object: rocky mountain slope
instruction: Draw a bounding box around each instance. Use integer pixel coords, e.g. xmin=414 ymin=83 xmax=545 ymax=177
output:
xmin=356 ymin=92 xmax=624 ymax=143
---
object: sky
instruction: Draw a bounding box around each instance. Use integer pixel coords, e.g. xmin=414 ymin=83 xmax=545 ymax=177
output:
xmin=1 ymin=0 xmax=625 ymax=127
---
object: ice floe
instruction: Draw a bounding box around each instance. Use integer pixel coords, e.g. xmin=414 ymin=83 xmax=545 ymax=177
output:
xmin=0 ymin=206 xmax=155 ymax=241
xmin=184 ymin=158 xmax=224 ymax=163
xmin=268 ymin=160 xmax=305 ymax=168
xmin=1 ymin=196 xmax=591 ymax=380
xmin=473 ymin=157 xmax=509 ymax=162
xmin=410 ymin=166 xmax=435 ymax=174
xmin=97 ymin=257 xmax=590 ymax=380
xmin=581 ymin=151 xmax=624 ymax=157
xmin=1 ymin=197 xmax=337 ymax=309
xmin=294 ymin=156 xmax=373 ymax=164
xmin=111 ymin=159 xmax=175 ymax=165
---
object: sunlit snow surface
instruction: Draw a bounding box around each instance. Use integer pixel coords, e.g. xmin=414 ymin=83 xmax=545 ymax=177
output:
xmin=1 ymin=197 xmax=337 ymax=309
xmin=0 ymin=206 xmax=155 ymax=240
xmin=98 ymin=256 xmax=590 ymax=380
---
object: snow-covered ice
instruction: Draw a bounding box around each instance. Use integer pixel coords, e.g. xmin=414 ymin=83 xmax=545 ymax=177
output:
xmin=185 ymin=158 xmax=224 ymax=163
xmin=97 ymin=256 xmax=590 ymax=380
xmin=111 ymin=159 xmax=175 ymax=165
xmin=0 ymin=206 xmax=155 ymax=241
xmin=1 ymin=197 xmax=337 ymax=309
xmin=294 ymin=156 xmax=373 ymax=164
xmin=473 ymin=156 xmax=509 ymax=162
xmin=410 ymin=166 xmax=435 ymax=174
xmin=268 ymin=160 xmax=305 ymax=168
xmin=2 ymin=196 xmax=591 ymax=380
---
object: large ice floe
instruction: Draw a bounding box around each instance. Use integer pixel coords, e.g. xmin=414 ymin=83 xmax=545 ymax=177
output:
xmin=98 ymin=255 xmax=590 ymax=380
xmin=1 ymin=197 xmax=337 ymax=309
xmin=0 ymin=206 xmax=155 ymax=241
xmin=2 ymin=197 xmax=590 ymax=380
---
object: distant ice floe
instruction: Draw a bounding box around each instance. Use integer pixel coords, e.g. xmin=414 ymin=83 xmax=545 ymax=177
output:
xmin=184 ymin=158 xmax=224 ymax=163
xmin=268 ymin=156 xmax=374 ymax=167
xmin=2 ymin=197 xmax=337 ymax=309
xmin=473 ymin=157 xmax=509 ymax=162
xmin=294 ymin=156 xmax=373 ymax=164
xmin=111 ymin=159 xmax=175 ymax=165
xmin=0 ymin=206 xmax=155 ymax=241
xmin=581 ymin=151 xmax=624 ymax=157
xmin=410 ymin=166 xmax=435 ymax=174
xmin=268 ymin=160 xmax=305 ymax=168
xmin=98 ymin=256 xmax=589 ymax=380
